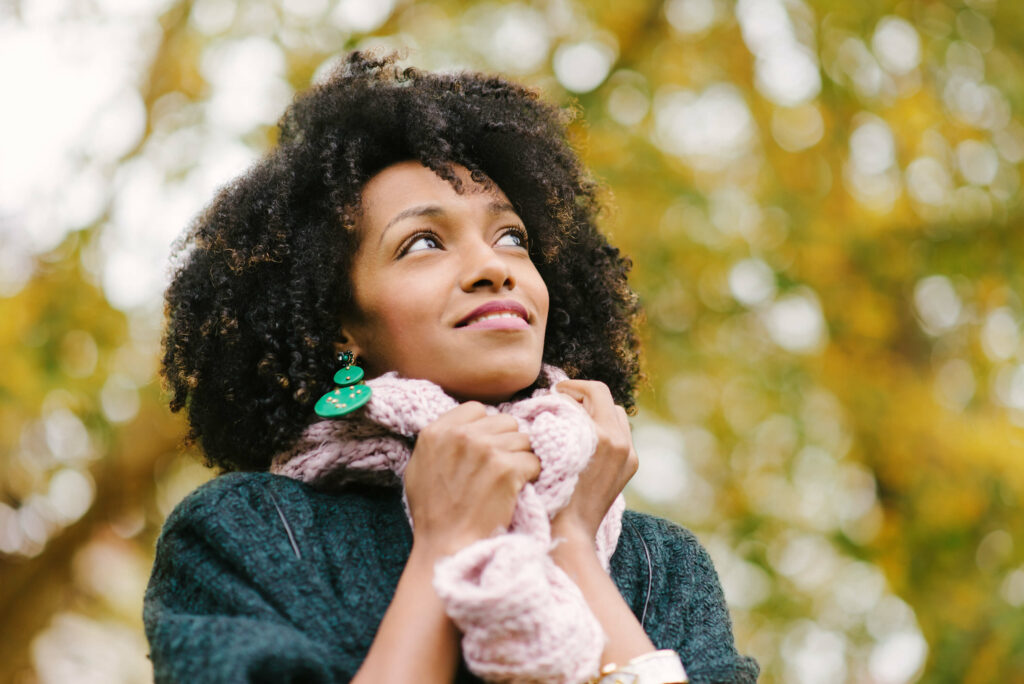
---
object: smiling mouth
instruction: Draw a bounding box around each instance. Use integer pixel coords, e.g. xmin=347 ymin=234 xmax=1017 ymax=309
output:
xmin=468 ymin=311 xmax=523 ymax=324
xmin=459 ymin=312 xmax=530 ymax=330
xmin=456 ymin=301 xmax=530 ymax=328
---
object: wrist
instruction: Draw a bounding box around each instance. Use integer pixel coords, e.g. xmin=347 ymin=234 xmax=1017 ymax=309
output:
xmin=550 ymin=526 xmax=599 ymax=571
xmin=592 ymin=650 xmax=688 ymax=684
xmin=551 ymin=511 xmax=596 ymax=545
xmin=411 ymin=529 xmax=486 ymax=564
xmin=409 ymin=537 xmax=456 ymax=569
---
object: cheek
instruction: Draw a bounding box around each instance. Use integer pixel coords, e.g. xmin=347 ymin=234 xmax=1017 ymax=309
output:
xmin=530 ymin=272 xmax=550 ymax=326
xmin=368 ymin=288 xmax=446 ymax=361
xmin=365 ymin=300 xmax=420 ymax=351
xmin=348 ymin=283 xmax=404 ymax=351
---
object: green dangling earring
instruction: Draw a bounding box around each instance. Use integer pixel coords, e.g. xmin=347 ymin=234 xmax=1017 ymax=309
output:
xmin=314 ymin=350 xmax=373 ymax=417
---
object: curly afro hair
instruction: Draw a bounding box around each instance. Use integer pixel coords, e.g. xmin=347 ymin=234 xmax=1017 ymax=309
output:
xmin=162 ymin=51 xmax=641 ymax=472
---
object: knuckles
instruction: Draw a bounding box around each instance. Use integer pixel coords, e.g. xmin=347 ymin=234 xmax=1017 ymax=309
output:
xmin=449 ymin=423 xmax=474 ymax=446
xmin=493 ymin=459 xmax=522 ymax=489
xmin=418 ymin=422 xmax=440 ymax=442
xmin=596 ymin=428 xmax=632 ymax=458
xmin=625 ymin=448 xmax=639 ymax=475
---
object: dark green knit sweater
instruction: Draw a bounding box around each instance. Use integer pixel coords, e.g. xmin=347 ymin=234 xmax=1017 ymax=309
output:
xmin=144 ymin=472 xmax=758 ymax=683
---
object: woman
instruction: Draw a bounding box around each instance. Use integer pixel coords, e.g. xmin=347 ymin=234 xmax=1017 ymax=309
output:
xmin=145 ymin=51 xmax=759 ymax=683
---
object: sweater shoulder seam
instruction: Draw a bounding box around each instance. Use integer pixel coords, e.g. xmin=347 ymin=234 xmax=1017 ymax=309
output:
xmin=165 ymin=471 xmax=300 ymax=526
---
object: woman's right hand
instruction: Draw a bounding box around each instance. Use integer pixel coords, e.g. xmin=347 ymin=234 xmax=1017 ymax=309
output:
xmin=404 ymin=401 xmax=540 ymax=557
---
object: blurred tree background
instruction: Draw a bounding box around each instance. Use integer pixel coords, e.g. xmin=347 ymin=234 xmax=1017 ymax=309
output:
xmin=2 ymin=0 xmax=1023 ymax=681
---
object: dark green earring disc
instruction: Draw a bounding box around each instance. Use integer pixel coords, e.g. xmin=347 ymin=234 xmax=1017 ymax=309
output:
xmin=333 ymin=365 xmax=365 ymax=386
xmin=314 ymin=383 xmax=372 ymax=417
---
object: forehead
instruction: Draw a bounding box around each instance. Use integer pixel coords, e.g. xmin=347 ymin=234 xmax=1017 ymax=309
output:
xmin=357 ymin=161 xmax=513 ymax=227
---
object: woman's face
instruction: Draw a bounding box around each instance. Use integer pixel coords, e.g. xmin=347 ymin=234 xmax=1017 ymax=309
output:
xmin=341 ymin=161 xmax=549 ymax=403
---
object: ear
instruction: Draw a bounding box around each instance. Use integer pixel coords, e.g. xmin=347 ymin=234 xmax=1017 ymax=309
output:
xmin=334 ymin=328 xmax=365 ymax=363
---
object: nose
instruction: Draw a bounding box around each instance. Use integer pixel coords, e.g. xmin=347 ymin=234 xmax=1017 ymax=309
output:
xmin=459 ymin=239 xmax=515 ymax=292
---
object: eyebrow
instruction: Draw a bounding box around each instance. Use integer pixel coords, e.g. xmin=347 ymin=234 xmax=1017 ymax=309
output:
xmin=377 ymin=200 xmax=518 ymax=245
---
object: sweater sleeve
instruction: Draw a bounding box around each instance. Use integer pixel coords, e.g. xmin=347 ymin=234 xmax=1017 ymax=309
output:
xmin=613 ymin=512 xmax=759 ymax=684
xmin=143 ymin=473 xmax=363 ymax=683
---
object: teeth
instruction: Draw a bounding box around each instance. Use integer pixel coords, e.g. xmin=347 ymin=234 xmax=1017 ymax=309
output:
xmin=468 ymin=312 xmax=523 ymax=325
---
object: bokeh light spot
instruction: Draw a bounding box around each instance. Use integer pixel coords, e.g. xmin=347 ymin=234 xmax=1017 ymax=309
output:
xmin=607 ymin=83 xmax=649 ymax=127
xmin=763 ymin=290 xmax=827 ymax=353
xmin=871 ymin=17 xmax=921 ymax=75
xmin=913 ymin=275 xmax=961 ymax=335
xmin=1001 ymin=567 xmax=1024 ymax=607
xmin=282 ymin=0 xmax=329 ymax=20
xmin=630 ymin=422 xmax=687 ymax=503
xmin=190 ymin=0 xmax=237 ymax=35
xmin=993 ymin=364 xmax=1024 ymax=410
xmin=100 ymin=374 xmax=141 ymax=424
xmin=47 ymin=469 xmax=95 ymax=524
xmin=934 ymin=359 xmax=975 ymax=411
xmin=553 ymin=40 xmax=615 ymax=93
xmin=782 ymin=621 xmax=847 ymax=684
xmin=465 ymin=4 xmax=550 ymax=75
xmin=981 ymin=308 xmax=1020 ymax=361
xmin=754 ymin=42 xmax=821 ymax=106
xmin=44 ymin=408 xmax=92 ymax=464
xmin=849 ymin=116 xmax=895 ymax=175
xmin=653 ymin=85 xmax=757 ymax=169
xmin=664 ymin=0 xmax=716 ymax=37
xmin=956 ymin=139 xmax=998 ymax=185
xmin=868 ymin=630 xmax=928 ymax=684
xmin=770 ymin=104 xmax=824 ymax=152
xmin=331 ymin=0 xmax=395 ymax=33
xmin=729 ymin=258 xmax=776 ymax=307
xmin=905 ymin=156 xmax=952 ymax=207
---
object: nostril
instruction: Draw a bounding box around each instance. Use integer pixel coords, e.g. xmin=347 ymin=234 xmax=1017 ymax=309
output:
xmin=460 ymin=250 xmax=515 ymax=291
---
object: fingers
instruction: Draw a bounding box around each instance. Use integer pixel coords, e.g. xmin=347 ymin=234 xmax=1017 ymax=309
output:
xmin=491 ymin=429 xmax=533 ymax=454
xmin=469 ymin=414 xmax=522 ymax=435
xmin=556 ymin=379 xmax=618 ymax=422
xmin=556 ymin=379 xmax=636 ymax=470
xmin=426 ymin=404 xmax=519 ymax=440
xmin=425 ymin=403 xmax=538 ymax=482
xmin=406 ymin=402 xmax=545 ymax=554
xmin=615 ymin=405 xmax=639 ymax=476
xmin=436 ymin=400 xmax=490 ymax=423
xmin=501 ymin=448 xmax=542 ymax=485
xmin=548 ymin=382 xmax=637 ymax=540
xmin=462 ymin=418 xmax=539 ymax=484
xmin=438 ymin=402 xmax=520 ymax=430
xmin=613 ymin=404 xmax=631 ymax=436
xmin=554 ymin=379 xmax=596 ymax=409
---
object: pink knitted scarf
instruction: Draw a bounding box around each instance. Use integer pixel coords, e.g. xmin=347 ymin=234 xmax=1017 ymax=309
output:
xmin=271 ymin=365 xmax=624 ymax=683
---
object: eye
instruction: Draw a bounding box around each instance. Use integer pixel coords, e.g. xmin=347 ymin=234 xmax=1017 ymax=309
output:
xmin=401 ymin=232 xmax=441 ymax=256
xmin=496 ymin=226 xmax=529 ymax=249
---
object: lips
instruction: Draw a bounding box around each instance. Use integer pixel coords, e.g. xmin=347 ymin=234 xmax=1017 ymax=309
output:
xmin=456 ymin=300 xmax=529 ymax=328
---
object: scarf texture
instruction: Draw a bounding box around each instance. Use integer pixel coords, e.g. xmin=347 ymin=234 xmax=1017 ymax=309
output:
xmin=271 ymin=365 xmax=624 ymax=683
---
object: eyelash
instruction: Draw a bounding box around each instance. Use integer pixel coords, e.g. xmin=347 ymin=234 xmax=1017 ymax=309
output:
xmin=499 ymin=226 xmax=530 ymax=249
xmin=399 ymin=231 xmax=441 ymax=256
xmin=398 ymin=226 xmax=529 ymax=257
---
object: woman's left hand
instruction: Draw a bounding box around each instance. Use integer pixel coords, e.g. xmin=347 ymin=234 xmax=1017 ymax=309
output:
xmin=550 ymin=381 xmax=656 ymax=666
xmin=551 ymin=379 xmax=638 ymax=545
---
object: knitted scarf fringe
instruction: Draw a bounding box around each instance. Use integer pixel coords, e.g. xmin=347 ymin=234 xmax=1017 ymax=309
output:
xmin=271 ymin=366 xmax=624 ymax=684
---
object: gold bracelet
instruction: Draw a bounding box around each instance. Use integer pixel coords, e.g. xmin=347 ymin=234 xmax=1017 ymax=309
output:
xmin=592 ymin=649 xmax=688 ymax=684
